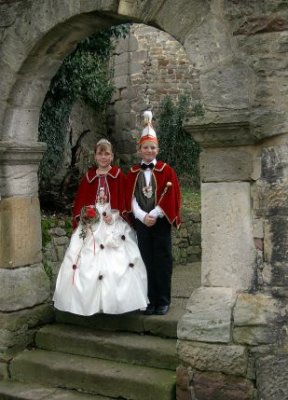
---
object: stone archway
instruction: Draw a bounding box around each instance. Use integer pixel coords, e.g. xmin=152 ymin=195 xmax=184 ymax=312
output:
xmin=0 ymin=1 xmax=288 ymax=399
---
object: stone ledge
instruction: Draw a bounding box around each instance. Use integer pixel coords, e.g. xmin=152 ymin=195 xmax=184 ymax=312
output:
xmin=184 ymin=121 xmax=255 ymax=147
xmin=0 ymin=141 xmax=46 ymax=165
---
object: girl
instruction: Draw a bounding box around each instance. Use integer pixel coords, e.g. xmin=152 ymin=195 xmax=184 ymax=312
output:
xmin=53 ymin=139 xmax=148 ymax=315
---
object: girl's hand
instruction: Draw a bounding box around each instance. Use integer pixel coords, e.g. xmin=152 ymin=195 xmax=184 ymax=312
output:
xmin=103 ymin=213 xmax=113 ymax=224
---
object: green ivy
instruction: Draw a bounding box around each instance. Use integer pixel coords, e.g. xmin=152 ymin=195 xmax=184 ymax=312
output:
xmin=43 ymin=261 xmax=54 ymax=282
xmin=41 ymin=217 xmax=54 ymax=248
xmin=158 ymin=96 xmax=203 ymax=187
xmin=39 ymin=24 xmax=130 ymax=185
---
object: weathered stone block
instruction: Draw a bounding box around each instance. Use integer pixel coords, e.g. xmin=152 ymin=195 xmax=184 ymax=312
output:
xmin=176 ymin=365 xmax=193 ymax=400
xmin=256 ymin=354 xmax=288 ymax=400
xmin=43 ymin=242 xmax=58 ymax=263
xmin=3 ymin=106 xmax=41 ymax=141
xmin=0 ymin=302 xmax=54 ymax=355
xmin=264 ymin=216 xmax=288 ymax=264
xmin=271 ymin=263 xmax=288 ymax=287
xmin=193 ymin=371 xmax=255 ymax=400
xmin=50 ymin=227 xmax=66 ymax=237
xmin=233 ymin=326 xmax=277 ymax=346
xmin=177 ymin=340 xmax=248 ymax=376
xmin=200 ymin=61 xmax=250 ymax=111
xmin=201 ymin=182 xmax=256 ymax=289
xmin=261 ymin=143 xmax=288 ymax=181
xmin=133 ymin=50 xmax=148 ymax=63
xmin=52 ymin=236 xmax=69 ymax=246
xmin=113 ymin=75 xmax=129 ymax=89
xmin=200 ymin=147 xmax=255 ymax=182
xmin=113 ymin=62 xmax=129 ymax=78
xmin=253 ymin=218 xmax=264 ymax=238
xmin=0 ymin=326 xmax=35 ymax=355
xmin=0 ymin=264 xmax=50 ymax=312
xmin=256 ymin=178 xmax=288 ymax=216
xmin=0 ymin=164 xmax=39 ymax=197
xmin=0 ymin=197 xmax=42 ymax=268
xmin=178 ymin=287 xmax=236 ymax=343
xmin=55 ymin=246 xmax=66 ymax=261
xmin=0 ymin=361 xmax=9 ymax=379
xmin=233 ymin=293 xmax=279 ymax=326
xmin=0 ymin=303 xmax=53 ymax=331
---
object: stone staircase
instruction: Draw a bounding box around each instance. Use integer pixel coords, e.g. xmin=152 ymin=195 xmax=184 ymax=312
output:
xmin=0 ymin=263 xmax=201 ymax=400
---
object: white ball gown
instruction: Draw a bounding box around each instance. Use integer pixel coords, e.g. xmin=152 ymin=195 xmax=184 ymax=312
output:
xmin=53 ymin=203 xmax=148 ymax=315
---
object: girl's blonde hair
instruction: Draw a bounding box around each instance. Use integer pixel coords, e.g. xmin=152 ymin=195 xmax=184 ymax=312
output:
xmin=95 ymin=139 xmax=113 ymax=153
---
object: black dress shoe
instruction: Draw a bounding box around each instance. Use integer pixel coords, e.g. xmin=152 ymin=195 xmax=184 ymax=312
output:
xmin=154 ymin=305 xmax=169 ymax=315
xmin=143 ymin=305 xmax=155 ymax=315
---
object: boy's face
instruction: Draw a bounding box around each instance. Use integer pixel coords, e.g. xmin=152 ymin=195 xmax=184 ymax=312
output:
xmin=139 ymin=142 xmax=159 ymax=163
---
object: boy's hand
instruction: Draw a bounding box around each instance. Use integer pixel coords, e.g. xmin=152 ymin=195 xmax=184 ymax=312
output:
xmin=144 ymin=214 xmax=156 ymax=227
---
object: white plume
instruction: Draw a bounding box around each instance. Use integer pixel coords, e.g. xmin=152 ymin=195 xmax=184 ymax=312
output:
xmin=143 ymin=110 xmax=153 ymax=125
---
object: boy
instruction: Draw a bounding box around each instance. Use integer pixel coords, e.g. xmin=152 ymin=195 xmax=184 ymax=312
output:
xmin=126 ymin=111 xmax=181 ymax=315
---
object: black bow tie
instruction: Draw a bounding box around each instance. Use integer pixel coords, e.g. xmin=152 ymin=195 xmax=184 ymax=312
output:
xmin=141 ymin=163 xmax=154 ymax=170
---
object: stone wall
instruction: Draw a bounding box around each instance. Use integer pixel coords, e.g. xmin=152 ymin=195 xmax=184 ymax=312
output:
xmin=108 ymin=23 xmax=199 ymax=165
xmin=172 ymin=211 xmax=201 ymax=265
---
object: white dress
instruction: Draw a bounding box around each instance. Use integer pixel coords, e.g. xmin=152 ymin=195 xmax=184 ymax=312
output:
xmin=53 ymin=203 xmax=148 ymax=315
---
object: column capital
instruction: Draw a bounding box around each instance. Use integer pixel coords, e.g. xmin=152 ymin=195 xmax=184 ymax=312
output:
xmin=0 ymin=141 xmax=47 ymax=165
xmin=184 ymin=121 xmax=256 ymax=148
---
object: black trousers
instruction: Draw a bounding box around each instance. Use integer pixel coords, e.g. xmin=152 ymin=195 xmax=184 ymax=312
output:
xmin=135 ymin=218 xmax=173 ymax=307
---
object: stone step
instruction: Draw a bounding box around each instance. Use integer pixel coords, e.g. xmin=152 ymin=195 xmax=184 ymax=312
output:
xmin=36 ymin=323 xmax=178 ymax=370
xmin=55 ymin=298 xmax=187 ymax=339
xmin=0 ymin=381 xmax=110 ymax=399
xmin=10 ymin=349 xmax=176 ymax=400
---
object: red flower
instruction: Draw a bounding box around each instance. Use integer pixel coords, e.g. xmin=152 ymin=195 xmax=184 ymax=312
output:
xmin=79 ymin=206 xmax=99 ymax=240
xmin=85 ymin=207 xmax=97 ymax=218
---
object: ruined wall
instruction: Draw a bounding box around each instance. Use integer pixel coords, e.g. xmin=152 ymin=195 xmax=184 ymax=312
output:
xmin=177 ymin=2 xmax=288 ymax=398
xmin=108 ymin=23 xmax=199 ymax=164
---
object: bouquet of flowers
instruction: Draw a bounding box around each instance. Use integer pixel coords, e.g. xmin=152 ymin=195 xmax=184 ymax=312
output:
xmin=79 ymin=205 xmax=98 ymax=239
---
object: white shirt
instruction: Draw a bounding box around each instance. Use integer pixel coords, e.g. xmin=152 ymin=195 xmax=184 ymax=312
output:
xmin=132 ymin=159 xmax=164 ymax=223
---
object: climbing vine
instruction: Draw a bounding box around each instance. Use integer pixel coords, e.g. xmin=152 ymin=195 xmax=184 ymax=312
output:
xmin=158 ymin=95 xmax=203 ymax=187
xmin=38 ymin=24 xmax=129 ymax=186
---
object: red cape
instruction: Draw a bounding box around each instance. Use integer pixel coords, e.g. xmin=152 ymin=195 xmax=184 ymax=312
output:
xmin=72 ymin=166 xmax=127 ymax=229
xmin=126 ymin=160 xmax=181 ymax=228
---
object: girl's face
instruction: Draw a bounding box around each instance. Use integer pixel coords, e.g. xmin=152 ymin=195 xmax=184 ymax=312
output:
xmin=139 ymin=142 xmax=159 ymax=163
xmin=95 ymin=148 xmax=113 ymax=169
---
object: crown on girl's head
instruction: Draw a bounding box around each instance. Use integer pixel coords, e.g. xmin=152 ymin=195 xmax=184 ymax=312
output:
xmin=96 ymin=138 xmax=111 ymax=146
xmin=139 ymin=110 xmax=158 ymax=146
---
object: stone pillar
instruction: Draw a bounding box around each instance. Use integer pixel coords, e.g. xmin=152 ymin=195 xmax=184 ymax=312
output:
xmin=0 ymin=141 xmax=52 ymax=357
xmin=177 ymin=122 xmax=259 ymax=400
xmin=185 ymin=121 xmax=259 ymax=290
xmin=0 ymin=142 xmax=45 ymax=267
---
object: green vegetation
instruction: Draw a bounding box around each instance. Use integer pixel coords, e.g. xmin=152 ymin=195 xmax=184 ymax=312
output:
xmin=41 ymin=214 xmax=73 ymax=247
xmin=181 ymin=186 xmax=201 ymax=213
xmin=41 ymin=217 xmax=54 ymax=248
xmin=43 ymin=261 xmax=54 ymax=282
xmin=38 ymin=24 xmax=129 ymax=186
xmin=158 ymin=95 xmax=203 ymax=188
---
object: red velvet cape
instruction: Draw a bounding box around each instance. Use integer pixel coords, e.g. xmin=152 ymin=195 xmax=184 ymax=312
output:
xmin=72 ymin=166 xmax=127 ymax=229
xmin=126 ymin=160 xmax=181 ymax=228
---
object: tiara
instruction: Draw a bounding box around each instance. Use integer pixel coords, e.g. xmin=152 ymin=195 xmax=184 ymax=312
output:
xmin=96 ymin=138 xmax=111 ymax=146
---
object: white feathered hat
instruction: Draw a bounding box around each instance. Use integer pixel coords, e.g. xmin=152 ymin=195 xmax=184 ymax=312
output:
xmin=139 ymin=110 xmax=158 ymax=146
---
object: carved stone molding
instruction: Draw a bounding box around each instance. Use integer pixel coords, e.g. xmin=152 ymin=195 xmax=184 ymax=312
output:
xmin=184 ymin=121 xmax=256 ymax=148
xmin=0 ymin=141 xmax=47 ymax=165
